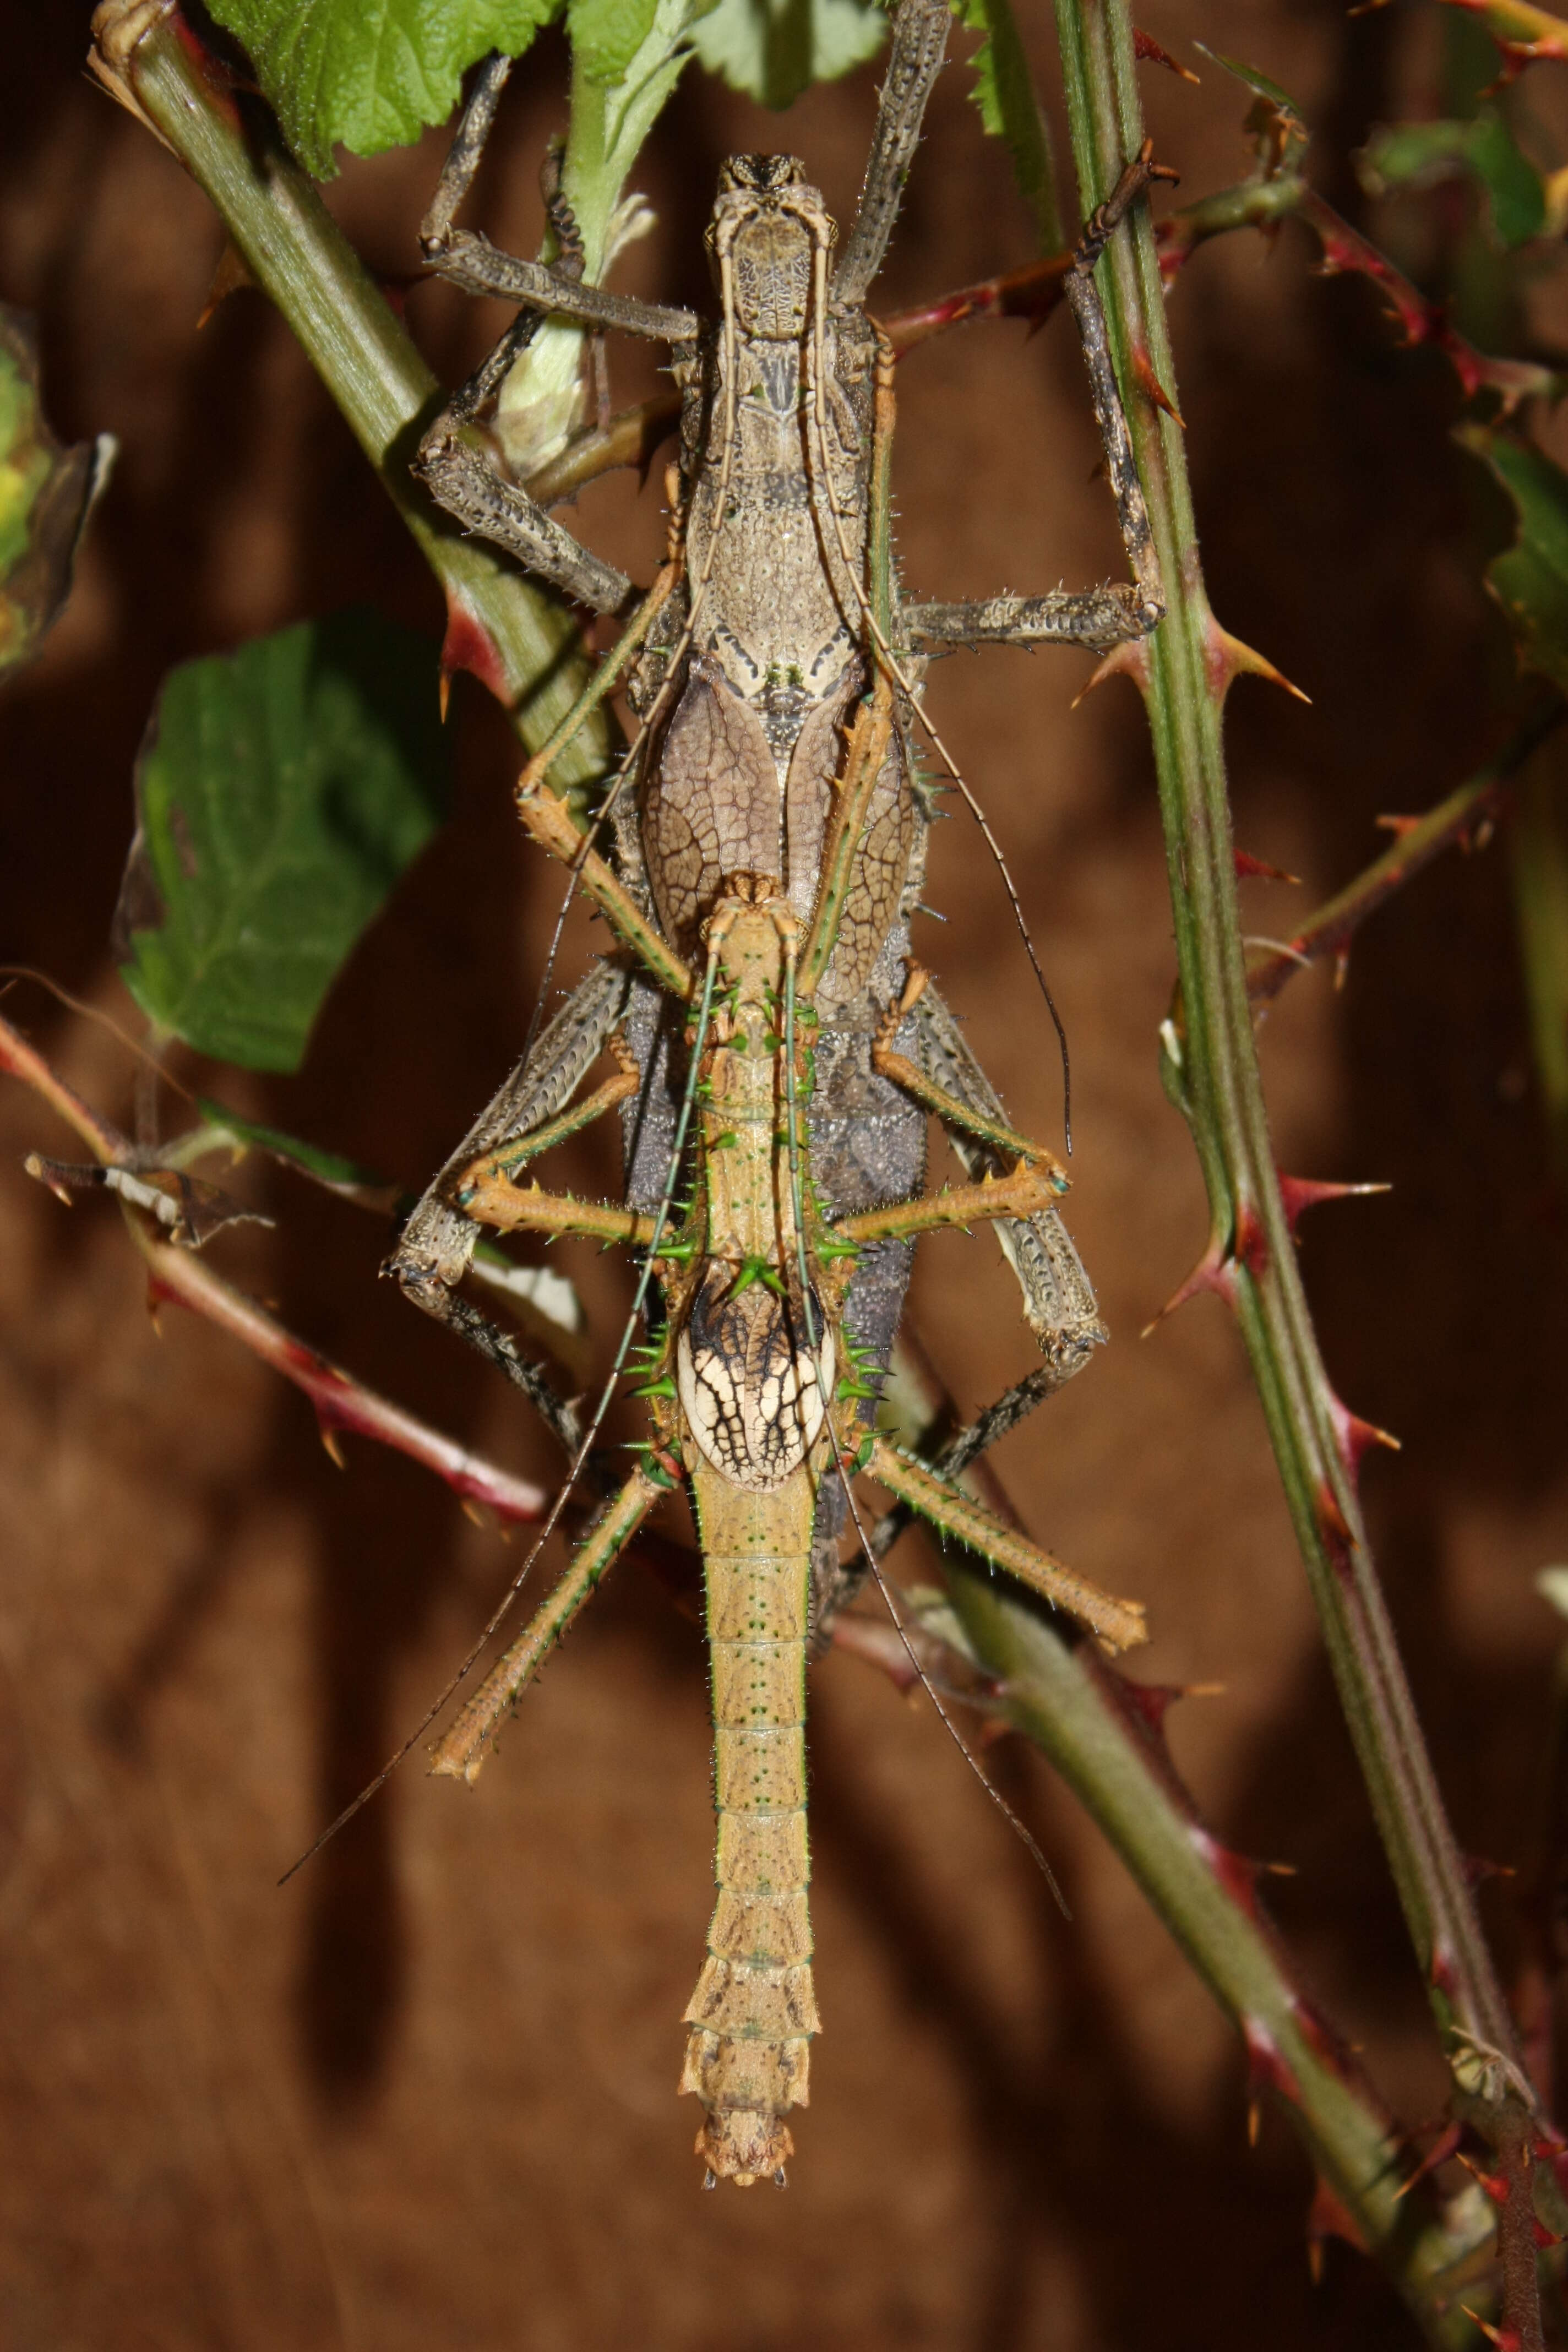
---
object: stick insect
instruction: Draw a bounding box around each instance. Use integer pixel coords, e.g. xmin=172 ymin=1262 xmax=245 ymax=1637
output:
xmin=378 ymin=0 xmax=1167 ymax=2186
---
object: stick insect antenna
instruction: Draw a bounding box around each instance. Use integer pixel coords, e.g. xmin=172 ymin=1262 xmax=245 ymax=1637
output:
xmin=279 ymin=944 xmax=726 ymax=1883
xmin=801 ymin=272 xmax=1076 ymax=1150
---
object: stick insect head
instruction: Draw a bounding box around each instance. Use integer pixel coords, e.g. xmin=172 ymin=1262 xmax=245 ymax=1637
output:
xmin=707 ymin=155 xmax=835 ymax=340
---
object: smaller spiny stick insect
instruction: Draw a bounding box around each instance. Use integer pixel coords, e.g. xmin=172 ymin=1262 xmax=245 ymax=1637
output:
xmin=353 ymin=0 xmax=1169 ymax=2185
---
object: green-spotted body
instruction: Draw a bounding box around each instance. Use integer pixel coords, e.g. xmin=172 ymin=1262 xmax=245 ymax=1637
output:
xmin=670 ymin=885 xmax=830 ymax=2182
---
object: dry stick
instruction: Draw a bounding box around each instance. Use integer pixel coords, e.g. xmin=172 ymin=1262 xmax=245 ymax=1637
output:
xmin=0 ymin=1013 xmax=549 ymax=1526
xmin=1050 ymin=0 xmax=1558 ymax=2324
xmin=881 ymin=1331 xmax=1487 ymax=2342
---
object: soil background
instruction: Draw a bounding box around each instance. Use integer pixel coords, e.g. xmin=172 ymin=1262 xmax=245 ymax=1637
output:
xmin=1 ymin=2 xmax=1564 ymax=2346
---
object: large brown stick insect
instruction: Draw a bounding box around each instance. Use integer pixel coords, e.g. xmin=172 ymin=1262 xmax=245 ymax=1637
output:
xmin=372 ymin=0 xmax=1167 ymax=2186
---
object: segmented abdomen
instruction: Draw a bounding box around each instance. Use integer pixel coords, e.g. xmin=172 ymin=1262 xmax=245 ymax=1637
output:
xmin=679 ymin=1462 xmax=819 ymax=2184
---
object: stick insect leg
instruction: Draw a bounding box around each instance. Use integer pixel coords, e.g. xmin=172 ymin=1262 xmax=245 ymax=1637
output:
xmin=867 ymin=1363 xmax=1066 ymax=1564
xmin=830 ymin=1159 xmax=1065 ymax=1248
xmin=905 ymin=144 xmax=1174 ymax=655
xmin=389 ymin=963 xmax=630 ymax=1453
xmin=905 ymin=981 xmax=1106 ymax=1375
xmin=510 ymin=562 xmax=695 ymax=1000
xmin=834 ymin=0 xmax=953 ymax=306
xmin=428 ymin=1466 xmax=663 ymax=1783
xmin=861 ymin=1434 xmax=1146 ymax=1654
xmin=415 ymin=61 xmax=687 ymax=609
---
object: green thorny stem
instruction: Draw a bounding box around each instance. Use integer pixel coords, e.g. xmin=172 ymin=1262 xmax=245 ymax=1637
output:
xmin=88 ymin=0 xmax=616 ymax=809
xmin=1043 ymin=0 xmax=1559 ymax=2324
xmin=881 ymin=1345 xmax=1490 ymax=2340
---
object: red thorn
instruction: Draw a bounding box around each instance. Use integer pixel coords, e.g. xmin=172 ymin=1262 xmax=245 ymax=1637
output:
xmin=1431 ymin=1939 xmax=1460 ymax=2005
xmin=1193 ymin=1826 xmax=1265 ymax=1919
xmin=1141 ymin=1227 xmax=1237 ymax=1335
xmin=1325 ymin=1389 xmax=1401 ymax=1485
xmin=1457 ymin=2151 xmax=1513 ymax=2209
xmin=1314 ymin=1477 xmax=1354 ymax=1563
xmin=1461 ymin=1853 xmax=1515 ymax=1890
xmin=1130 ymin=340 xmax=1185 ymax=426
xmin=1072 ymin=635 xmax=1151 ymax=707
xmin=1134 ymin=25 xmax=1201 ymax=80
xmin=1205 ymin=616 xmax=1310 ymax=706
xmin=1235 ymin=847 xmax=1300 ymax=884
xmin=1276 ymin=1172 xmax=1391 ymax=1238
xmin=1124 ymin=1679 xmax=1225 ymax=1736
xmin=1234 ymin=1197 xmax=1269 ymax=1280
xmin=1308 ymin=2173 xmax=1369 ymax=2256
xmin=1374 ymin=811 xmax=1422 ymax=841
xmin=440 ymin=590 xmax=511 ymax=709
xmin=317 ymin=1417 xmax=347 ymax=1471
xmin=1123 ymin=1680 xmax=1182 ymax=1735
xmin=197 ymin=237 xmax=255 ymax=331
xmin=1395 ymin=2118 xmax=1462 ymax=2199
xmin=1460 ymin=2311 xmax=1519 ymax=2350
xmin=373 ymin=272 xmax=421 ymax=323
xmin=1242 ymin=2015 xmax=1303 ymax=2111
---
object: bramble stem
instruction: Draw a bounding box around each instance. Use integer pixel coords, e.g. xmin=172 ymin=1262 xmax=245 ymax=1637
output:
xmin=88 ymin=0 xmax=612 ymax=801
xmin=881 ymin=1337 xmax=1487 ymax=2341
xmin=0 ymin=1011 xmax=549 ymax=1527
xmin=1049 ymin=0 xmax=1551 ymax=2268
xmin=1510 ymin=744 xmax=1568 ymax=1182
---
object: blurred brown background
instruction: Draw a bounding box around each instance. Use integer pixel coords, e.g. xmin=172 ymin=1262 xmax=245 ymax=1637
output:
xmin=1 ymin=1 xmax=1564 ymax=2344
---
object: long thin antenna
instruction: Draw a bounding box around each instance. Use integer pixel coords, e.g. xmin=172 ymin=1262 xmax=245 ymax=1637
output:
xmin=799 ymin=292 xmax=1074 ymax=1150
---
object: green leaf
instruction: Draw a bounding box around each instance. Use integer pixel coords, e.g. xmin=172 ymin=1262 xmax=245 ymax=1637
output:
xmin=204 ymin=0 xmax=563 ymax=178
xmin=1459 ymin=425 xmax=1568 ymax=694
xmin=116 ymin=609 xmax=449 ymax=1073
xmin=568 ymin=0 xmax=663 ymax=82
xmin=192 ymin=1097 xmax=400 ymax=1201
xmin=954 ymin=0 xmax=1060 ymax=254
xmin=689 ymin=0 xmax=885 ymax=108
xmin=0 ymin=306 xmax=112 ymax=678
xmin=1193 ymin=43 xmax=1309 ymax=172
xmin=1362 ymin=114 xmax=1545 ymax=249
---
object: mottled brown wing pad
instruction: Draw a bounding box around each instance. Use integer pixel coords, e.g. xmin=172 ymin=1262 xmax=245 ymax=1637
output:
xmin=644 ymin=660 xmax=780 ymax=946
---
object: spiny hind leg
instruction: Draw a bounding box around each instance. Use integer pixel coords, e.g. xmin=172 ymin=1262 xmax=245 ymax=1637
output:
xmin=428 ymin=1466 xmax=665 ymax=1782
xmin=862 ymin=1433 xmax=1146 ymax=1655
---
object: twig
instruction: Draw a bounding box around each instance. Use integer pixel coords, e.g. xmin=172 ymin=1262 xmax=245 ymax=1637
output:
xmin=0 ymin=1012 xmax=548 ymax=1526
xmin=1246 ymin=699 xmax=1566 ymax=1006
xmin=1158 ymin=172 xmax=1560 ymax=413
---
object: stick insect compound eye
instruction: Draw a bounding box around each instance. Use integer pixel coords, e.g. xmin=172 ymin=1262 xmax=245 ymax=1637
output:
xmin=717 ymin=153 xmax=808 ymax=195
